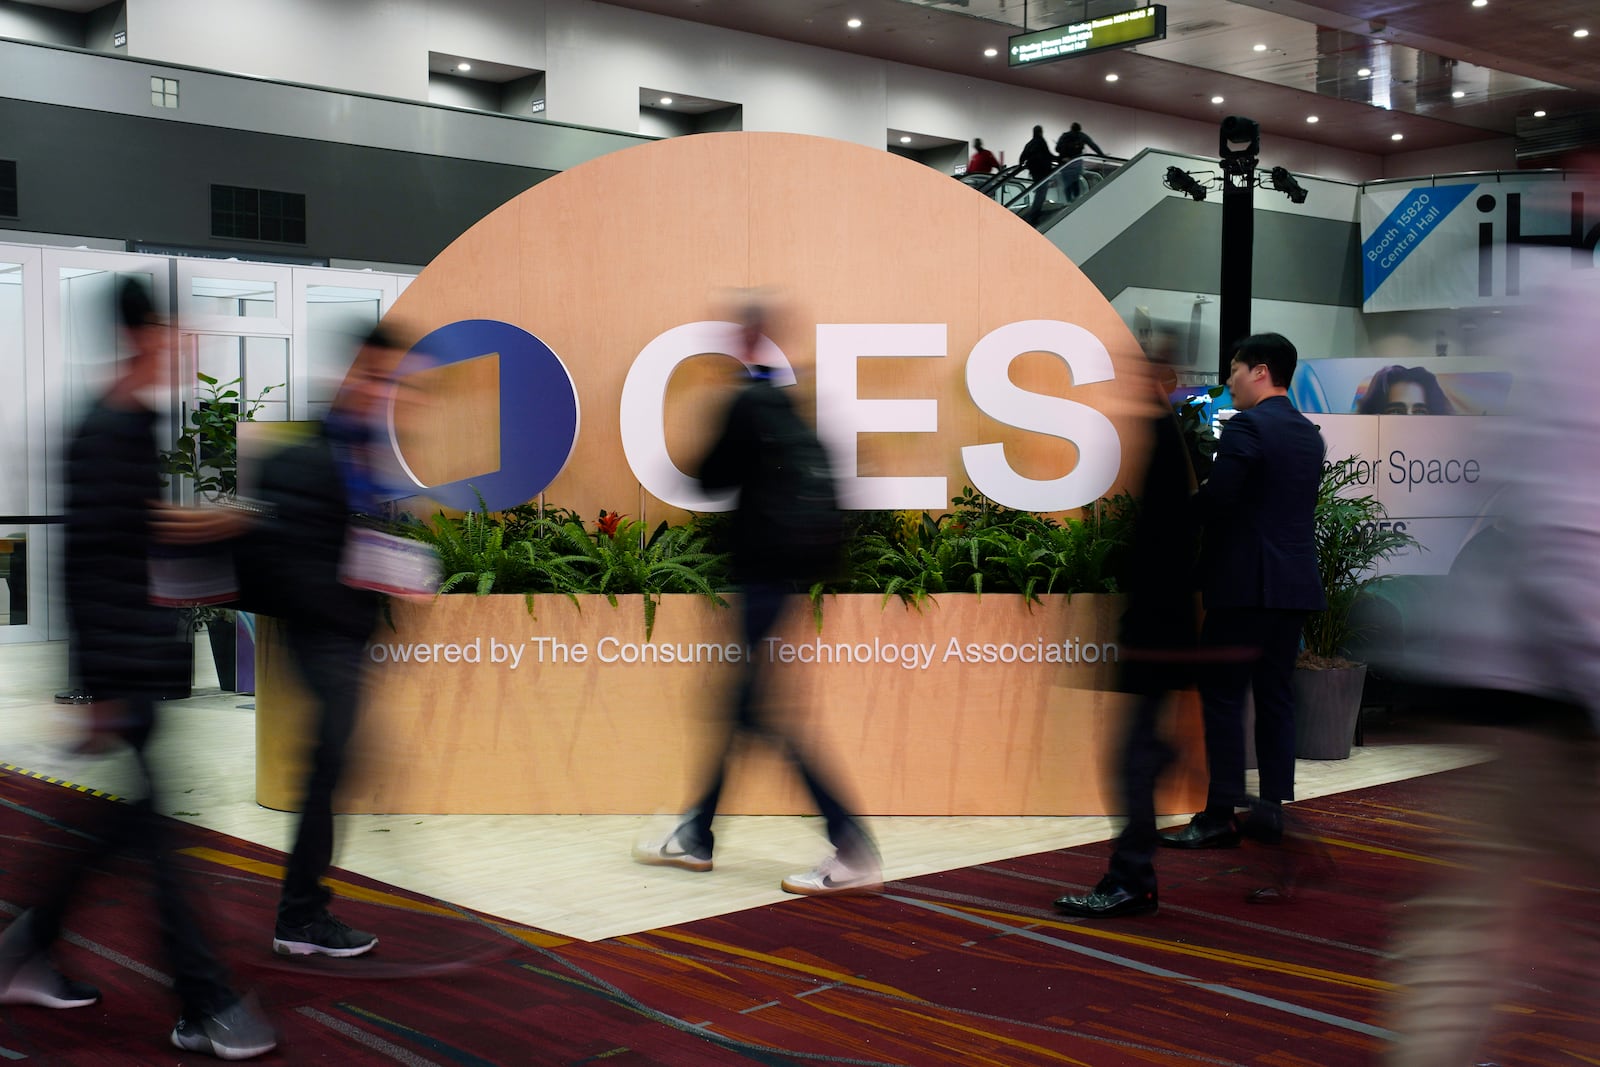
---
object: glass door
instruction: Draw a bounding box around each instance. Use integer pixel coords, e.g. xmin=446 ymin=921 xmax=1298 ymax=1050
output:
xmin=292 ymin=268 xmax=399 ymax=422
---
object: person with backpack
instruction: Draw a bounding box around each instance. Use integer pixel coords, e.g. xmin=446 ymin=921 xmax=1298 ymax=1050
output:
xmin=632 ymin=299 xmax=879 ymax=895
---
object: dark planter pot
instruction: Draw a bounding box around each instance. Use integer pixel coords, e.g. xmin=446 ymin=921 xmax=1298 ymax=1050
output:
xmin=1292 ymin=664 xmax=1368 ymax=760
xmin=207 ymin=618 xmax=237 ymax=692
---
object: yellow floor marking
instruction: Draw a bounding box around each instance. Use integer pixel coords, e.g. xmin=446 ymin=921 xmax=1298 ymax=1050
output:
xmin=0 ymin=762 xmax=124 ymax=802
xmin=647 ymin=928 xmax=921 ymax=1000
xmin=178 ymin=844 xmax=564 ymax=948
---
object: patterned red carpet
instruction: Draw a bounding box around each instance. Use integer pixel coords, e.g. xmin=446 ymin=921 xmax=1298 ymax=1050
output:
xmin=1 ymin=762 xmax=1596 ymax=1065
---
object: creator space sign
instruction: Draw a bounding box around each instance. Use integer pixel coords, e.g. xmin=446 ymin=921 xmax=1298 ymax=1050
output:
xmin=1312 ymin=414 xmax=1498 ymax=575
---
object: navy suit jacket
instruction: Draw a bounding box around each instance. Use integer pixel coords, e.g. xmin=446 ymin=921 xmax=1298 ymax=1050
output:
xmin=1196 ymin=394 xmax=1326 ymax=611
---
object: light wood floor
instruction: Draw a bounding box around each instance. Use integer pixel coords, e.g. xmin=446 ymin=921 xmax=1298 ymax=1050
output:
xmin=0 ymin=640 xmax=1485 ymax=942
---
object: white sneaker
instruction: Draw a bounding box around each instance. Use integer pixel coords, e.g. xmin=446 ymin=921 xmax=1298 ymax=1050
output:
xmin=631 ymin=818 xmax=712 ymax=873
xmin=780 ymin=852 xmax=882 ymax=896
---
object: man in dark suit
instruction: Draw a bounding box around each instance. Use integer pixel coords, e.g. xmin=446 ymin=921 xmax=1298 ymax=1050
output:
xmin=1161 ymin=333 xmax=1324 ymax=853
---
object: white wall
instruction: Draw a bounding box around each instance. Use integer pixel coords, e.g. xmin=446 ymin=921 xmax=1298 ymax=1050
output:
xmin=1383 ymin=138 xmax=1517 ymax=179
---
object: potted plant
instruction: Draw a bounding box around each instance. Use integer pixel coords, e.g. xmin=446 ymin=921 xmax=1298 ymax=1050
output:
xmin=1293 ymin=457 xmax=1420 ymax=758
xmin=158 ymin=373 xmax=280 ymax=692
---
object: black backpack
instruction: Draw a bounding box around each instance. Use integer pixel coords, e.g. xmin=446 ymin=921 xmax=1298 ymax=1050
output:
xmin=741 ymin=383 xmax=845 ymax=584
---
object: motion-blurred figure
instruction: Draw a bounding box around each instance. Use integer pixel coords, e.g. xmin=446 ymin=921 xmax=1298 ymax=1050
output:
xmin=1383 ymin=257 xmax=1600 ymax=1066
xmin=633 ymin=297 xmax=878 ymax=895
xmin=1162 ymin=334 xmax=1325 ymax=862
xmin=0 ymin=278 xmax=275 ymax=1060
xmin=967 ymin=137 xmax=1000 ymax=176
xmin=1055 ymin=362 xmax=1200 ymax=918
xmin=250 ymin=325 xmax=409 ymax=958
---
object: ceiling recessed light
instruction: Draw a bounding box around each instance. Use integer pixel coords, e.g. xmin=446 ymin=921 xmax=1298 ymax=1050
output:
xmin=1471 ymin=0 xmax=1487 ymax=6
xmin=1306 ymin=115 xmax=1320 ymax=123
xmin=1105 ymin=73 xmax=1119 ymax=82
xmin=1452 ymin=89 xmax=1466 ymax=98
xmin=1576 ymin=28 xmax=1591 ymax=37
xmin=1391 ymin=132 xmax=1404 ymax=140
xmin=659 ymin=96 xmax=673 ymax=105
xmin=1534 ymin=109 xmax=1547 ymax=117
xmin=847 ymin=17 xmax=862 ymax=29
xmin=1253 ymin=42 xmax=1267 ymax=51
xmin=456 ymin=62 xmax=471 ymax=72
xmin=1357 ymin=67 xmax=1372 ymax=76
xmin=1211 ymin=95 xmax=1225 ymax=104
xmin=983 ymin=47 xmax=998 ymax=57
xmin=899 ymin=135 xmax=911 ymax=144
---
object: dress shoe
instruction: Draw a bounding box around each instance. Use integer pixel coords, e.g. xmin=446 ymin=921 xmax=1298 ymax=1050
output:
xmin=1054 ymin=878 xmax=1157 ymax=919
xmin=1159 ymin=813 xmax=1240 ymax=849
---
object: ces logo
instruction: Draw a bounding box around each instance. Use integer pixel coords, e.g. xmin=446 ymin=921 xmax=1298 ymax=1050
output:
xmin=392 ymin=317 xmax=1121 ymax=515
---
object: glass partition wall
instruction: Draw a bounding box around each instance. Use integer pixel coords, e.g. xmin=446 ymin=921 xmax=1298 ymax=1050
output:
xmin=0 ymin=242 xmax=407 ymax=644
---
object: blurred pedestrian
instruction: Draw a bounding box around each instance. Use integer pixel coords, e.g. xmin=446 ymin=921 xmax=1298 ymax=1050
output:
xmin=1162 ymin=333 xmax=1324 ymax=863
xmin=1054 ymin=363 xmax=1200 ymax=918
xmin=251 ymin=325 xmax=410 ymax=958
xmin=1383 ymin=256 xmax=1600 ymax=1066
xmin=967 ymin=137 xmax=1000 ymax=176
xmin=633 ymin=297 xmax=878 ymax=895
xmin=0 ymin=277 xmax=275 ymax=1060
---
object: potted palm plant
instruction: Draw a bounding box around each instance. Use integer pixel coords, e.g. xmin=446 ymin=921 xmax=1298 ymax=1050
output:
xmin=1294 ymin=458 xmax=1420 ymax=758
xmin=158 ymin=372 xmax=280 ymax=691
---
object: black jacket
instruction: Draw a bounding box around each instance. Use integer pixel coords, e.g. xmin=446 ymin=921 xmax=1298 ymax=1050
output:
xmin=699 ymin=376 xmax=805 ymax=583
xmin=1196 ymin=395 xmax=1326 ymax=611
xmin=65 ymin=399 xmax=188 ymax=699
xmin=245 ymin=426 xmax=380 ymax=641
xmin=1019 ymin=135 xmax=1055 ymax=180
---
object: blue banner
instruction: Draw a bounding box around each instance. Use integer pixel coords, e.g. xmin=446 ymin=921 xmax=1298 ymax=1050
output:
xmin=1361 ymin=184 xmax=1477 ymax=302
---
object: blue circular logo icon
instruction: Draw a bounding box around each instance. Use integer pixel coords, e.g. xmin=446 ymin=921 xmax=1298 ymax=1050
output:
xmin=393 ymin=319 xmax=580 ymax=511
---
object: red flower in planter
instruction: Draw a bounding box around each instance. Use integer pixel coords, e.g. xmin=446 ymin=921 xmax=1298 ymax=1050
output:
xmin=596 ymin=510 xmax=623 ymax=537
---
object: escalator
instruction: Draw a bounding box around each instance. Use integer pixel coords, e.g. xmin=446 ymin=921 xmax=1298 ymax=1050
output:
xmin=958 ymin=155 xmax=1126 ymax=230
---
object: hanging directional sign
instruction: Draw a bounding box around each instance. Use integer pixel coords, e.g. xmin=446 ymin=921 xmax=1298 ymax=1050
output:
xmin=1008 ymin=5 xmax=1167 ymax=68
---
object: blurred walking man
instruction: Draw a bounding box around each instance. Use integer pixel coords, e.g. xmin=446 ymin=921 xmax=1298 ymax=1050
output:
xmin=0 ymin=278 xmax=275 ymax=1060
xmin=633 ymin=299 xmax=878 ymax=894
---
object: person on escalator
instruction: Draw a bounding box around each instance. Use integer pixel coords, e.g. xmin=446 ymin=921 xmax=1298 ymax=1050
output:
xmin=1054 ymin=122 xmax=1103 ymax=202
xmin=1018 ymin=125 xmax=1055 ymax=223
xmin=967 ymin=138 xmax=1000 ymax=176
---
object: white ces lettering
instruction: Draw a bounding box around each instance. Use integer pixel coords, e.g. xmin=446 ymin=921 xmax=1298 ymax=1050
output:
xmin=962 ymin=320 xmax=1120 ymax=511
xmin=619 ymin=320 xmax=1121 ymax=513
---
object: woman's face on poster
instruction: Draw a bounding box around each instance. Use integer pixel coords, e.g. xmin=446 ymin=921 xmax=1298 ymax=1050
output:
xmin=1382 ymin=380 xmax=1431 ymax=415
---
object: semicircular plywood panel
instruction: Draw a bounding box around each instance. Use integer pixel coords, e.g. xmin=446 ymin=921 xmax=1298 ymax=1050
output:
xmin=386 ymin=132 xmax=1156 ymax=523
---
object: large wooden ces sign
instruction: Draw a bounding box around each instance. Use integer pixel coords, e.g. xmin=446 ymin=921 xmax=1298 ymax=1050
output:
xmin=386 ymin=132 xmax=1150 ymax=520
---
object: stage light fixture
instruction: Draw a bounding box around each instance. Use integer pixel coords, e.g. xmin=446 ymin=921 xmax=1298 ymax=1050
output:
xmin=1164 ymin=166 xmax=1209 ymax=201
xmin=1268 ymin=166 xmax=1309 ymax=204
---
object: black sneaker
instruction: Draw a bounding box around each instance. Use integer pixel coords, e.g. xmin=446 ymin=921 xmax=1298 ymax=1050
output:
xmin=0 ymin=953 xmax=101 ymax=1008
xmin=171 ymin=995 xmax=277 ymax=1060
xmin=272 ymin=912 xmax=376 ymax=958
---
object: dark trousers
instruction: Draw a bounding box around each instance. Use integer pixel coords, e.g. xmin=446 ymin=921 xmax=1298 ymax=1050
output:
xmin=685 ymin=582 xmax=868 ymax=861
xmin=1197 ymin=607 xmax=1306 ymax=813
xmin=278 ymin=625 xmax=367 ymax=926
xmin=11 ymin=699 xmax=235 ymax=1017
xmin=1107 ymin=687 xmax=1175 ymax=893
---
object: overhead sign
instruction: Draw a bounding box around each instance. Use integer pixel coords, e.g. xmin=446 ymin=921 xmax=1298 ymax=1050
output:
xmin=1008 ymin=5 xmax=1166 ymax=68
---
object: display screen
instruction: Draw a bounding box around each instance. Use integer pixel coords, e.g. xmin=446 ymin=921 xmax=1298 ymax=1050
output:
xmin=1008 ymin=5 xmax=1167 ymax=68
